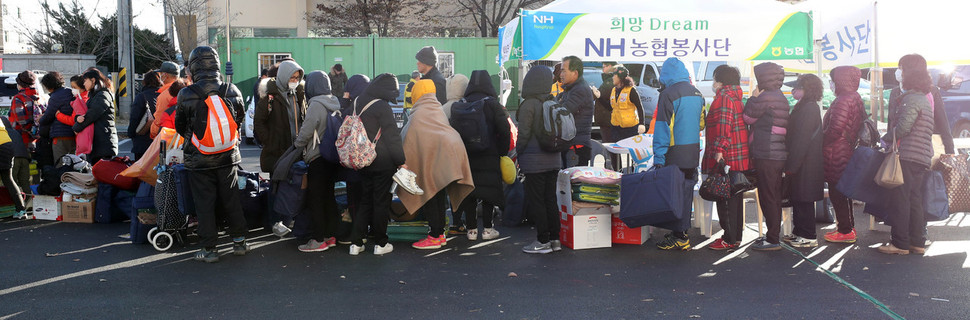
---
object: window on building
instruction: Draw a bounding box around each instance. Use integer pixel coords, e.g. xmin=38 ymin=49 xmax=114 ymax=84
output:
xmin=253 ymin=28 xmax=297 ymax=38
xmin=258 ymin=53 xmax=292 ymax=77
xmin=437 ymin=52 xmax=455 ymax=78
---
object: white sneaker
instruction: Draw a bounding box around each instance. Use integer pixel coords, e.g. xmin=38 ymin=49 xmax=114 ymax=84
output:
xmin=466 ymin=229 xmax=479 ymax=241
xmin=392 ymin=168 xmax=424 ymax=195
xmin=482 ymin=228 xmax=500 ymax=240
xmin=374 ymin=243 xmax=394 ymax=255
xmin=272 ymin=221 xmax=291 ymax=237
xmin=550 ymin=240 xmax=562 ymax=252
xmin=790 ymin=236 xmax=818 ymax=248
xmin=349 ymin=244 xmax=365 ymax=256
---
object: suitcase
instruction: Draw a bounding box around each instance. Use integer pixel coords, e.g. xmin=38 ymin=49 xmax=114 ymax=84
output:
xmin=835 ymin=147 xmax=886 ymax=203
xmin=619 ymin=166 xmax=687 ymax=229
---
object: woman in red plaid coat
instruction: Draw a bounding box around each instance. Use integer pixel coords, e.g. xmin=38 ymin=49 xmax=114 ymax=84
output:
xmin=702 ymin=65 xmax=750 ymax=251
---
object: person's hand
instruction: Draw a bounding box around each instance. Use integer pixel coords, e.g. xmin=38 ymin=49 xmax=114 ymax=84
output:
xmin=751 ymin=88 xmax=764 ymax=98
xmin=76 ymin=115 xmax=85 ymax=123
xmin=343 ymin=92 xmax=350 ymax=99
xmin=399 ymin=164 xmax=409 ymax=170
xmin=637 ymin=124 xmax=646 ymax=134
xmin=715 ymin=152 xmax=724 ymax=162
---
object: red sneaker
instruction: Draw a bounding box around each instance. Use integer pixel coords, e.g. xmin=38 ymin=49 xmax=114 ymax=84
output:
xmin=709 ymin=238 xmax=738 ymax=251
xmin=412 ymin=235 xmax=446 ymax=250
xmin=824 ymin=229 xmax=857 ymax=243
xmin=325 ymin=237 xmax=337 ymax=248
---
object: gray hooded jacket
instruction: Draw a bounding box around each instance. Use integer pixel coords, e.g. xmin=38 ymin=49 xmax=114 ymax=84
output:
xmin=295 ymin=71 xmax=342 ymax=163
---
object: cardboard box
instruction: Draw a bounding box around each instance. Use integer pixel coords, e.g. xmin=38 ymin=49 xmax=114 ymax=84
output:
xmin=611 ymin=213 xmax=648 ymax=245
xmin=559 ymin=201 xmax=612 ymax=250
xmin=62 ymin=200 xmax=96 ymax=223
xmin=32 ymin=195 xmax=62 ymax=221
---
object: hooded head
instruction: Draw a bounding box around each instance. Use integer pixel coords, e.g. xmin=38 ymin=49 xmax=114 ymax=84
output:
xmin=305 ymin=71 xmax=332 ymax=98
xmin=411 ymin=79 xmax=436 ymax=101
xmin=464 ymin=70 xmax=497 ymax=100
xmin=446 ymin=74 xmax=469 ymax=102
xmin=188 ymin=46 xmax=221 ymax=82
xmin=522 ymin=65 xmax=553 ymax=99
xmin=275 ymin=60 xmax=304 ymax=93
xmin=659 ymin=58 xmax=690 ymax=87
xmin=829 ymin=66 xmax=861 ymax=96
xmin=345 ymin=74 xmax=370 ymax=100
xmin=364 ymin=73 xmax=400 ymax=102
xmin=753 ymin=62 xmax=785 ymax=91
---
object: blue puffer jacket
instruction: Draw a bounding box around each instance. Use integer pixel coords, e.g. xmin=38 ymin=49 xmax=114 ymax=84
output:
xmin=39 ymin=87 xmax=75 ymax=138
xmin=653 ymin=58 xmax=706 ymax=169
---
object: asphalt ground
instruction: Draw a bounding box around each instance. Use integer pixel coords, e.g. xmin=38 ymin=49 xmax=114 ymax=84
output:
xmin=0 ymin=143 xmax=967 ymax=319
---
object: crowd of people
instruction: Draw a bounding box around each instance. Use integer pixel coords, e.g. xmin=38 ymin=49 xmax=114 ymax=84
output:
xmin=4 ymin=45 xmax=952 ymax=262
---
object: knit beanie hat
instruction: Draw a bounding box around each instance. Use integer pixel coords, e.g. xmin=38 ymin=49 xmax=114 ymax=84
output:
xmin=415 ymin=46 xmax=438 ymax=66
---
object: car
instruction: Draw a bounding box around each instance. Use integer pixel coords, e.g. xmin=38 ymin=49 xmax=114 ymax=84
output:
xmin=932 ymin=66 xmax=970 ymax=138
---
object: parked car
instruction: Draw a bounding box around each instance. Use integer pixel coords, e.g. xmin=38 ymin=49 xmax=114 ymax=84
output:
xmin=933 ymin=66 xmax=970 ymax=138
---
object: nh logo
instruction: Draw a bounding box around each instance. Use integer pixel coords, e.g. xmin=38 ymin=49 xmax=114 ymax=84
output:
xmin=534 ymin=15 xmax=554 ymax=24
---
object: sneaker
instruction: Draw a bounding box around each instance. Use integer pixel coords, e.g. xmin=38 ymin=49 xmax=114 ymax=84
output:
xmin=656 ymin=233 xmax=691 ymax=251
xmin=751 ymin=238 xmax=782 ymax=251
xmin=193 ymin=248 xmax=220 ymax=263
xmin=12 ymin=210 xmax=28 ymax=220
xmin=412 ymin=235 xmax=446 ymax=250
xmin=298 ymin=239 xmax=329 ymax=253
xmin=466 ymin=229 xmax=479 ymax=241
xmin=392 ymin=168 xmax=424 ymax=195
xmin=448 ymin=226 xmax=467 ymax=235
xmin=272 ymin=221 xmax=291 ymax=237
xmin=482 ymin=228 xmax=500 ymax=240
xmin=824 ymin=229 xmax=857 ymax=243
xmin=325 ymin=237 xmax=337 ymax=248
xmin=877 ymin=243 xmax=909 ymax=255
xmin=233 ymin=241 xmax=251 ymax=256
xmin=550 ymin=240 xmax=562 ymax=252
xmin=349 ymin=244 xmax=365 ymax=255
xmin=522 ymin=241 xmax=553 ymax=254
xmin=708 ymin=238 xmax=737 ymax=251
xmin=374 ymin=243 xmax=394 ymax=255
xmin=789 ymin=236 xmax=818 ymax=248
xmin=782 ymin=234 xmax=797 ymax=243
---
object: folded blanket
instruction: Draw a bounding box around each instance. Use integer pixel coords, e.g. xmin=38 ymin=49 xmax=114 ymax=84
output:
xmin=61 ymin=172 xmax=97 ymax=188
xmin=60 ymin=183 xmax=98 ymax=195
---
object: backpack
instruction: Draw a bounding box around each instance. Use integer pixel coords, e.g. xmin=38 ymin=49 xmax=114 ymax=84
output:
xmin=318 ymin=110 xmax=344 ymax=163
xmin=536 ymin=99 xmax=576 ymax=152
xmin=336 ymin=99 xmax=382 ymax=170
xmin=189 ymin=84 xmax=238 ymax=155
xmin=855 ymin=101 xmax=879 ymax=148
xmin=450 ymin=97 xmax=492 ymax=153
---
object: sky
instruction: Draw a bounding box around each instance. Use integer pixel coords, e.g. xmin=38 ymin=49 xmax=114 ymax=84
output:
xmin=6 ymin=0 xmax=167 ymax=34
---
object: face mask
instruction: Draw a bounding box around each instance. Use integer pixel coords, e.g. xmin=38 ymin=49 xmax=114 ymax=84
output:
xmin=792 ymin=88 xmax=804 ymax=101
xmin=288 ymin=81 xmax=299 ymax=91
xmin=895 ymin=69 xmax=903 ymax=83
xmin=71 ymin=88 xmax=80 ymax=96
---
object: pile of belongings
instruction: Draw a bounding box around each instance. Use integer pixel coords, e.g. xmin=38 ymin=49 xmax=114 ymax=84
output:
xmin=61 ymin=172 xmax=97 ymax=200
xmin=562 ymin=166 xmax=621 ymax=205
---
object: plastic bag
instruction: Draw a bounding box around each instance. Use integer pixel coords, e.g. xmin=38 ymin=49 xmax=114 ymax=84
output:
xmin=120 ymin=128 xmax=185 ymax=185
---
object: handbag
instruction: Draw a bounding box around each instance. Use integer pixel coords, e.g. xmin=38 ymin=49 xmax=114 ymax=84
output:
xmin=92 ymin=156 xmax=141 ymax=190
xmin=835 ymin=146 xmax=885 ymax=203
xmin=934 ymin=154 xmax=970 ymax=213
xmin=875 ymin=132 xmax=904 ymax=189
xmin=619 ymin=165 xmax=687 ymax=229
xmin=729 ymin=170 xmax=756 ymax=195
xmin=699 ymin=162 xmax=731 ymax=202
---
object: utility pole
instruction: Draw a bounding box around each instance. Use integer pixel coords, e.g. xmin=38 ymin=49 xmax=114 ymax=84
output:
xmin=163 ymin=0 xmax=173 ymax=45
xmin=117 ymin=0 xmax=134 ymax=121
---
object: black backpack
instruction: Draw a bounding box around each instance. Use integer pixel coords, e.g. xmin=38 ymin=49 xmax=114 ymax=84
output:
xmin=450 ymin=97 xmax=492 ymax=153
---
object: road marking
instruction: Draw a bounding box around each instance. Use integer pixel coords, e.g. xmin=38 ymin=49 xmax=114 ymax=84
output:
xmin=45 ymin=241 xmax=130 ymax=257
xmin=423 ymin=248 xmax=452 ymax=257
xmin=467 ymin=236 xmax=511 ymax=250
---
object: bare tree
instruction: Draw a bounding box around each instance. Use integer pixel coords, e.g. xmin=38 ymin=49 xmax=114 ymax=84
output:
xmin=455 ymin=0 xmax=552 ymax=37
xmin=310 ymin=0 xmax=425 ymax=37
xmin=19 ymin=1 xmax=115 ymax=62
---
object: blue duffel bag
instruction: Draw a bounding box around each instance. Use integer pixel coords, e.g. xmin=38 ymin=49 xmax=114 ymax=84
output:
xmin=924 ymin=170 xmax=951 ymax=222
xmin=133 ymin=182 xmax=155 ymax=210
xmin=836 ymin=146 xmax=886 ymax=203
xmin=273 ymin=161 xmax=308 ymax=219
xmin=620 ymin=166 xmax=687 ymax=229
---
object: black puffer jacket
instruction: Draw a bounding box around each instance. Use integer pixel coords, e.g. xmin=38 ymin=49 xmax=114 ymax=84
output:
xmin=462 ymin=70 xmax=511 ymax=204
xmin=73 ymin=89 xmax=118 ymax=160
xmin=422 ymin=67 xmax=448 ymax=104
xmin=517 ymin=66 xmax=562 ymax=174
xmin=558 ymin=77 xmax=595 ymax=147
xmin=744 ymin=62 xmax=790 ymax=161
xmin=174 ymin=46 xmax=245 ymax=170
xmin=355 ymin=73 xmax=405 ymax=174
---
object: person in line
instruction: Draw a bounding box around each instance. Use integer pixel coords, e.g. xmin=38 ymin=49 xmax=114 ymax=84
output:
xmin=63 ymin=75 xmax=92 ymax=157
xmin=557 ymin=56 xmax=595 ymax=167
xmin=595 ymin=62 xmax=618 ymax=144
xmin=39 ymin=72 xmax=74 ymax=163
xmin=9 ymin=71 xmax=38 ymax=191
xmin=174 ymin=46 xmax=249 ymax=263
xmin=153 ymin=79 xmax=187 ymax=138
xmin=401 ymin=80 xmax=474 ymax=250
xmin=73 ymin=69 xmax=119 ymax=161
xmin=441 ymin=73 xmax=470 ymax=236
xmin=294 ymin=71 xmax=343 ymax=253
xmin=127 ymin=72 xmax=162 ymax=160
xmin=890 ymin=65 xmax=955 ymax=157
xmin=403 ymin=71 xmax=422 ymax=110
xmin=150 ymin=61 xmax=181 ymax=138
xmin=609 ymin=66 xmax=647 ymax=142
xmin=454 ymin=70 xmax=511 ymax=241
xmin=415 ymin=46 xmax=447 ymax=104
xmin=517 ymin=66 xmax=562 ymax=254
xmin=329 ymin=64 xmax=348 ymax=99
xmin=784 ymin=74 xmax=825 ymax=248
xmin=339 ymin=74 xmax=370 ymax=111
xmin=348 ymin=73 xmax=405 ymax=256
xmin=702 ymin=65 xmax=749 ymax=251
xmin=877 ymin=54 xmax=937 ymax=255
xmin=335 ymin=74 xmax=370 ymax=245
xmin=821 ymin=66 xmax=867 ymax=244
xmin=652 ymin=57 xmax=706 ymax=251
xmin=1 ymin=117 xmax=28 ymax=219
xmin=744 ymin=62 xmax=791 ymax=251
